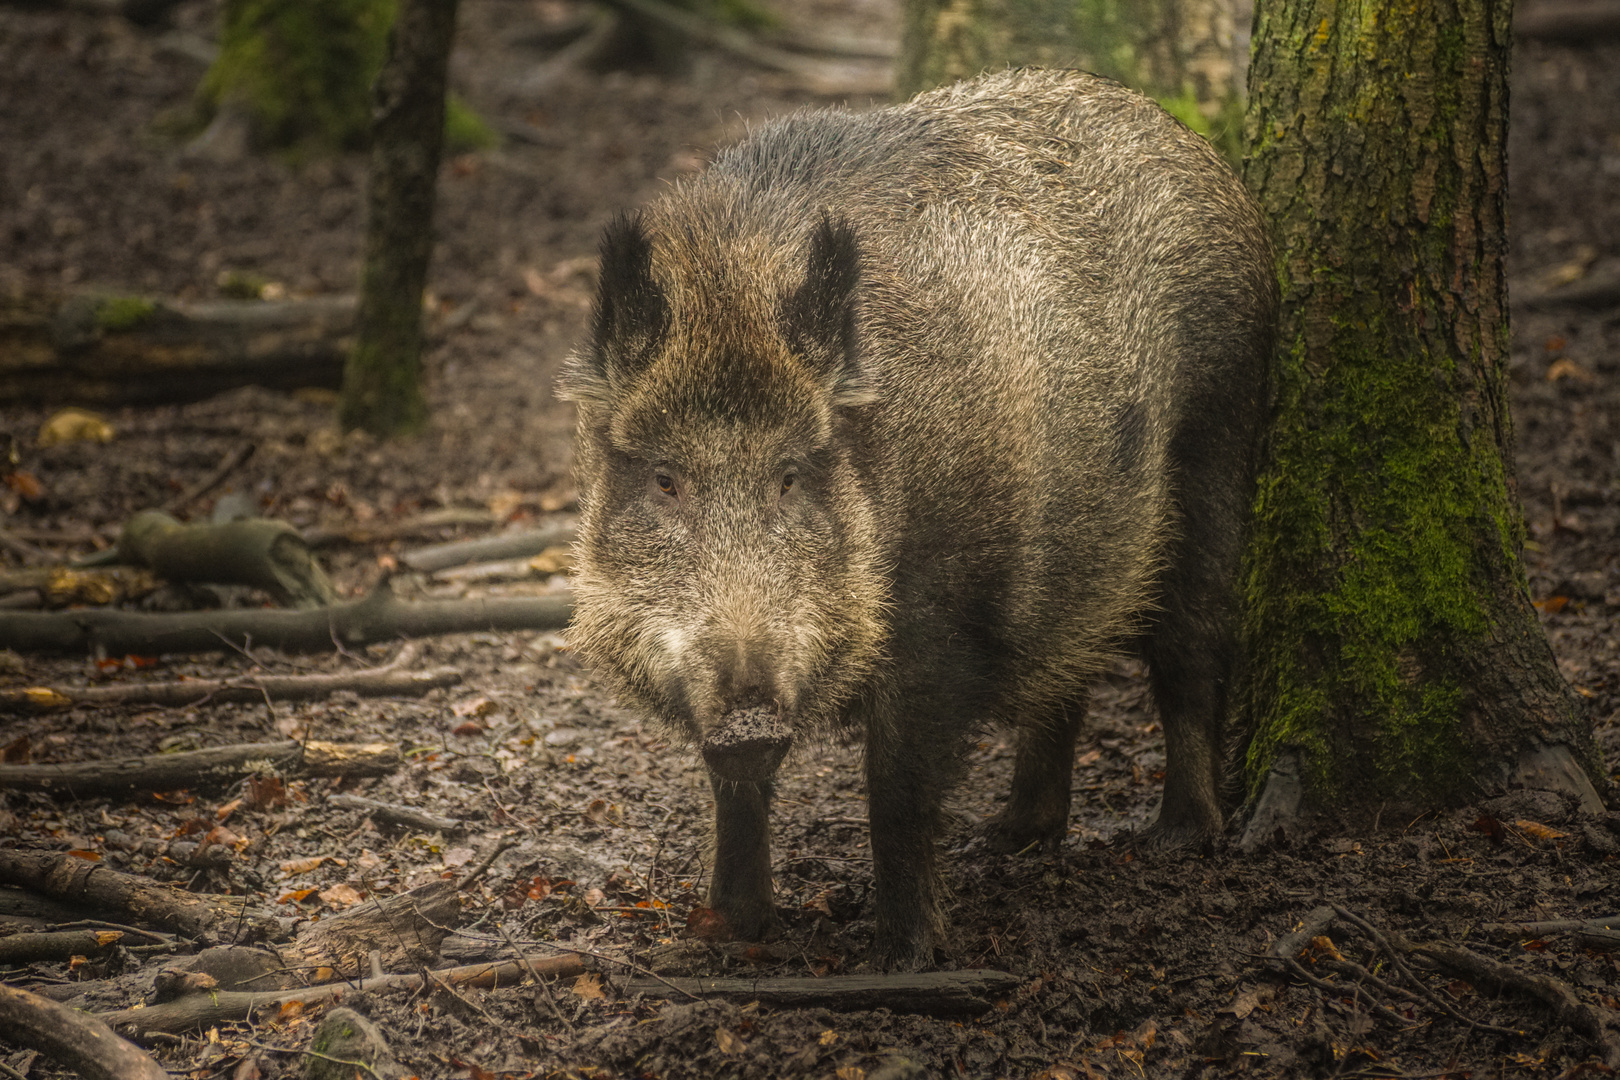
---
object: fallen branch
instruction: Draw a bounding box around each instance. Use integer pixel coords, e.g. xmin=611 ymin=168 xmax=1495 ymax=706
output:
xmin=0 ymin=984 xmax=170 ymax=1080
xmin=0 ymin=850 xmax=282 ymax=943
xmin=114 ymin=510 xmax=337 ymax=608
xmin=0 ymin=292 xmax=356 ymax=406
xmin=0 ymin=929 xmax=125 ymax=965
xmin=98 ymin=954 xmax=589 ymax=1038
xmin=0 ymin=739 xmax=400 ymax=796
xmin=622 ymin=970 xmax=1022 ymax=1015
xmin=401 ymin=518 xmax=576 ymax=572
xmin=0 ymin=659 xmax=460 ymax=715
xmin=302 ymin=507 xmax=497 ymax=548
xmin=281 ymin=881 xmax=462 ymax=979
xmin=326 ymin=793 xmax=464 ymax=834
xmin=0 ymin=580 xmax=571 ymax=655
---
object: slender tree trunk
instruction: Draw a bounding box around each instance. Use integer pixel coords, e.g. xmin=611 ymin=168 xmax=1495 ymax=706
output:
xmin=898 ymin=0 xmax=1247 ymax=153
xmin=1238 ymin=0 xmax=1601 ymax=830
xmin=339 ymin=0 xmax=460 ymax=437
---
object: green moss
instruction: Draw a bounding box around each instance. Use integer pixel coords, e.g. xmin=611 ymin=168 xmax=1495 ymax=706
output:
xmin=201 ymin=0 xmax=396 ymax=154
xmin=445 ymin=94 xmax=500 ymax=153
xmin=95 ymin=297 xmax=157 ymax=332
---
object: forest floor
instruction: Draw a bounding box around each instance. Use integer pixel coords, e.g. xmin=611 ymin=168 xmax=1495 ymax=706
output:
xmin=2 ymin=1 xmax=1619 ymax=1078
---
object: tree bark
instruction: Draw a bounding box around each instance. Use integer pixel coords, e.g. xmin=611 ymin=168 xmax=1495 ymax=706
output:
xmin=0 ymin=739 xmax=400 ymax=796
xmin=898 ymin=0 xmax=1247 ymax=153
xmin=1237 ymin=0 xmax=1599 ymax=828
xmin=0 ymin=985 xmax=171 ymax=1080
xmin=340 ymin=0 xmax=460 ymax=437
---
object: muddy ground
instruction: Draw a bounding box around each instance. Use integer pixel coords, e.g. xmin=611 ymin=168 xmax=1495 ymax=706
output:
xmin=1 ymin=2 xmax=1619 ymax=1077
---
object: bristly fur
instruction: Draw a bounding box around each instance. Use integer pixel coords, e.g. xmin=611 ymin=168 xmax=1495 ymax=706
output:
xmin=561 ymin=68 xmax=1278 ymax=969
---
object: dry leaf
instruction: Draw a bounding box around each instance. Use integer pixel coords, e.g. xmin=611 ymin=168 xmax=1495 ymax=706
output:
xmin=818 ymin=1030 xmax=839 ymax=1047
xmin=279 ymin=855 xmax=331 ymax=876
xmin=583 ymin=799 xmax=621 ymax=826
xmin=716 ymin=1027 xmax=745 ymax=1055
xmin=442 ymin=846 xmax=475 ymax=868
xmin=38 ymin=408 xmax=114 ymax=447
xmin=1075 ymin=748 xmax=1103 ymax=766
xmin=487 ymin=491 xmax=525 ymax=519
xmin=319 ymin=883 xmax=365 ymax=907
xmin=528 ymin=545 xmax=573 ymax=576
xmin=3 ymin=471 xmax=44 ymax=500
xmin=453 ymin=696 xmax=498 ymax=718
xmin=571 ymin=973 xmax=605 ymax=1000
xmin=1514 ymin=819 xmax=1568 ymax=841
xmin=833 ymin=1067 xmax=864 ymax=1080
xmin=1307 ymin=935 xmax=1344 ymax=962
xmin=1547 ymin=358 xmax=1596 ymax=385
xmin=1 ymin=735 xmax=31 ymax=763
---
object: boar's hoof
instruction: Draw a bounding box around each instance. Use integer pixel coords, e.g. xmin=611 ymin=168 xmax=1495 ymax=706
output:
xmin=702 ymin=705 xmax=790 ymax=784
xmin=872 ymin=933 xmax=937 ymax=973
xmin=1139 ymin=816 xmax=1220 ymax=853
xmin=979 ymin=809 xmax=1066 ymax=855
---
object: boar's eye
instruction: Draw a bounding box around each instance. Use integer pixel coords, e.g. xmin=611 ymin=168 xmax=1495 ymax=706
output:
xmin=780 ymin=473 xmax=796 ymax=497
xmin=655 ymin=473 xmax=678 ymax=499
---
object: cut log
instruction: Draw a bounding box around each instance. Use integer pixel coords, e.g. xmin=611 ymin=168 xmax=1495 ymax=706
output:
xmin=0 ymin=984 xmax=170 ymax=1080
xmin=0 ymin=739 xmax=399 ymax=796
xmin=623 ymin=969 xmax=1023 ymax=1015
xmin=98 ymin=954 xmax=589 ymax=1038
xmin=280 ymin=881 xmax=461 ymax=979
xmin=0 ymin=292 xmax=357 ymax=406
xmin=0 ymin=659 xmax=460 ymax=715
xmin=115 ymin=510 xmax=338 ymax=609
xmin=0 ymin=850 xmax=283 ymax=943
xmin=401 ymin=517 xmax=577 ymax=572
xmin=0 ymin=580 xmax=571 ymax=655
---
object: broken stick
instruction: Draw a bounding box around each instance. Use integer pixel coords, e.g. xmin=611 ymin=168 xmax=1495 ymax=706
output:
xmin=0 ymin=660 xmax=460 ymax=715
xmin=0 ymin=580 xmax=571 ymax=655
xmin=624 ymin=969 xmax=1022 ymax=1015
xmin=0 ymin=739 xmax=400 ymax=796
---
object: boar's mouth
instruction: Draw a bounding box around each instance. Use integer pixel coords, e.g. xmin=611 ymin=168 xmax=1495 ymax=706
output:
xmin=701 ymin=705 xmax=791 ymax=784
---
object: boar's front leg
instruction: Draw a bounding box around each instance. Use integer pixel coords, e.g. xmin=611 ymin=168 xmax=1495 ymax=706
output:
xmin=707 ymin=774 xmax=777 ymax=939
xmin=983 ymin=696 xmax=1085 ymax=853
xmin=865 ymin=729 xmax=951 ymax=971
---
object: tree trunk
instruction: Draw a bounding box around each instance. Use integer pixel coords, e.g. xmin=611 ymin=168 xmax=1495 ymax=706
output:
xmin=339 ymin=0 xmax=460 ymax=437
xmin=898 ymin=0 xmax=1248 ymax=155
xmin=1237 ymin=0 xmax=1601 ymax=833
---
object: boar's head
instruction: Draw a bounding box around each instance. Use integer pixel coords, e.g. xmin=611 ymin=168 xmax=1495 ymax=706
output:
xmin=558 ymin=206 xmax=890 ymax=775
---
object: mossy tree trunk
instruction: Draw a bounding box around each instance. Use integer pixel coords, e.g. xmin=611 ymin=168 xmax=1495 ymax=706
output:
xmin=339 ymin=0 xmax=460 ymax=437
xmin=1237 ymin=0 xmax=1601 ymax=835
xmin=898 ymin=0 xmax=1247 ymax=154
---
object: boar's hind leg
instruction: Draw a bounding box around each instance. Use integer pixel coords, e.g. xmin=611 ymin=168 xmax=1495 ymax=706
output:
xmin=865 ymin=730 xmax=953 ymax=971
xmin=707 ymin=774 xmax=777 ymax=939
xmin=982 ymin=697 xmax=1084 ymax=853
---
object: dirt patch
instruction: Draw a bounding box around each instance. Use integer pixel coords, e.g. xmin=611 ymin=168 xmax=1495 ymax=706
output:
xmin=1 ymin=2 xmax=1617 ymax=1078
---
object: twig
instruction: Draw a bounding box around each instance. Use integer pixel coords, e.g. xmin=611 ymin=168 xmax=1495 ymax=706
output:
xmin=0 ymin=527 xmax=50 ymax=565
xmin=162 ymin=443 xmax=256 ymax=515
xmin=458 ymin=836 xmax=519 ymax=890
xmin=1262 ymin=954 xmax=1416 ymax=1029
xmin=495 ymin=919 xmax=574 ymax=1032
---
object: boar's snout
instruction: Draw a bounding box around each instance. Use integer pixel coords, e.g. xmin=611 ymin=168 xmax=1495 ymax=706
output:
xmin=702 ymin=704 xmax=791 ymax=784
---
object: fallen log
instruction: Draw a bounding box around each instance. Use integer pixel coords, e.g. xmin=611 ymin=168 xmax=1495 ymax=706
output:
xmin=623 ymin=969 xmax=1023 ymax=1015
xmin=0 ymin=565 xmax=160 ymax=609
xmin=114 ymin=510 xmax=337 ymax=608
xmin=0 ymin=659 xmax=460 ymax=715
xmin=0 ymin=850 xmax=283 ymax=943
xmin=98 ymin=953 xmax=590 ymax=1038
xmin=0 ymin=292 xmax=357 ymax=406
xmin=327 ymin=793 xmax=465 ymax=834
xmin=0 ymin=928 xmax=125 ymax=965
xmin=1516 ymin=0 xmax=1620 ymax=41
xmin=0 ymin=581 xmax=571 ymax=655
xmin=0 ymin=739 xmax=400 ymax=796
xmin=401 ymin=517 xmax=577 ymax=572
xmin=0 ymin=984 xmax=170 ymax=1080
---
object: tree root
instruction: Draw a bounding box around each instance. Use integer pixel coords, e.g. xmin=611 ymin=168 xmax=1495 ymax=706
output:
xmin=1264 ymin=903 xmax=1620 ymax=1065
xmin=0 ymin=984 xmax=170 ymax=1080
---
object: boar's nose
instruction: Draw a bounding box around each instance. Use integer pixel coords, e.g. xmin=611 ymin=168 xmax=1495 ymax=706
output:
xmin=714 ymin=640 xmax=777 ymax=714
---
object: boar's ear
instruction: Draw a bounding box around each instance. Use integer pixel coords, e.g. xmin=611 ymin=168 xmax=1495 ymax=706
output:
xmin=558 ymin=212 xmax=668 ymax=404
xmin=785 ymin=215 xmax=875 ymax=406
